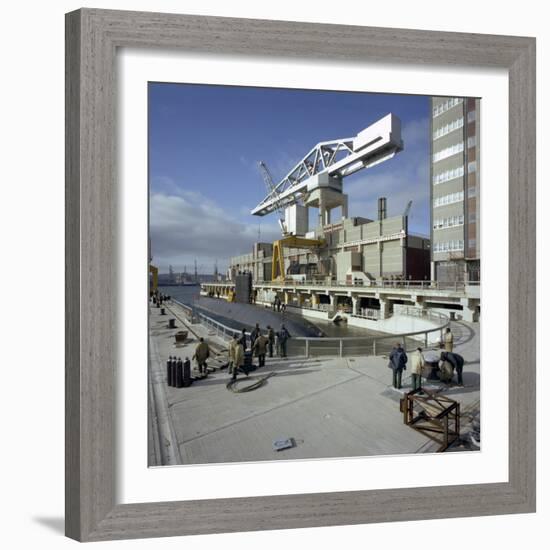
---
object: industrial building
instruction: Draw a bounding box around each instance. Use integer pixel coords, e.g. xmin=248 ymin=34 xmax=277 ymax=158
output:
xmin=229 ymin=206 xmax=431 ymax=284
xmin=229 ymin=113 xmax=430 ymax=285
xmin=216 ymin=111 xmax=479 ymax=322
xmin=430 ymin=97 xmax=480 ymax=284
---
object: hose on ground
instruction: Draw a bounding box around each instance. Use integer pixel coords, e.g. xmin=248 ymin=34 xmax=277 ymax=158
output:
xmin=226 ymin=372 xmax=276 ymax=393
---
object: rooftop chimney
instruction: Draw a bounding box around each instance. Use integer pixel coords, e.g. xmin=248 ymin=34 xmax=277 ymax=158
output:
xmin=378 ymin=197 xmax=387 ymax=221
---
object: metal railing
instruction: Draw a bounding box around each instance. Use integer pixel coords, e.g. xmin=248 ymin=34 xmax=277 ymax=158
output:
xmin=172 ymin=300 xmax=242 ymax=341
xmin=293 ymin=307 xmax=450 ymax=358
xmin=350 ymin=308 xmax=380 ymax=320
xmin=201 ymin=279 xmax=480 ymax=293
xmin=171 ymin=300 xmax=450 ymax=359
xmin=275 ymin=302 xmax=331 ymax=313
xmin=393 ymin=305 xmax=449 ymax=321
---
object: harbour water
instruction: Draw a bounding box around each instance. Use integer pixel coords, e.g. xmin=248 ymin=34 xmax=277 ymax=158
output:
xmin=159 ymin=284 xmax=200 ymax=305
xmin=158 ymin=285 xmax=379 ymax=338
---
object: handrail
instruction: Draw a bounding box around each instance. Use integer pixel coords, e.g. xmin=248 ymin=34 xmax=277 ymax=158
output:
xmin=171 ymin=300 xmax=450 ymax=358
xmin=172 ymin=299 xmax=253 ymax=339
xmin=201 ymin=279 xmax=479 ymax=291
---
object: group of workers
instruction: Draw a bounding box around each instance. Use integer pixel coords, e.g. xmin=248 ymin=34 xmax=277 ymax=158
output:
xmin=271 ymin=297 xmax=286 ymax=312
xmin=151 ymin=290 xmax=170 ymax=307
xmin=388 ymin=327 xmax=465 ymax=390
xmin=189 ymin=323 xmax=292 ymax=381
xmin=227 ymin=323 xmax=292 ymax=380
xmin=190 ymin=316 xmax=466 ymax=391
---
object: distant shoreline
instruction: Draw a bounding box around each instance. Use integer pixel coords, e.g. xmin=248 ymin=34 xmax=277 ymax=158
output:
xmin=157 ymin=282 xmax=200 ymax=287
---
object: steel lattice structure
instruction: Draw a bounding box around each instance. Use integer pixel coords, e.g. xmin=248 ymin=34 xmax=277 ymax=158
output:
xmin=251 ymin=113 xmax=404 ymax=217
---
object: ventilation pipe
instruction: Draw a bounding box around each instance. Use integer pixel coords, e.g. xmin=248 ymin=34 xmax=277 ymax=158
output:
xmin=378 ymin=197 xmax=387 ymax=220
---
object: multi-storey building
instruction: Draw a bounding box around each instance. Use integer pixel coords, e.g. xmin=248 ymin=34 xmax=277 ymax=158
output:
xmin=430 ymin=96 xmax=480 ymax=284
xmin=228 ymin=211 xmax=430 ymax=284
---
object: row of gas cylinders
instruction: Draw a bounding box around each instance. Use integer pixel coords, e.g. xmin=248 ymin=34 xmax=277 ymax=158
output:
xmin=166 ymin=356 xmax=192 ymax=388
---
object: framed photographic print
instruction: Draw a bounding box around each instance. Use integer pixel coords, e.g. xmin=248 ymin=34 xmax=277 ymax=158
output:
xmin=65 ymin=8 xmax=536 ymax=542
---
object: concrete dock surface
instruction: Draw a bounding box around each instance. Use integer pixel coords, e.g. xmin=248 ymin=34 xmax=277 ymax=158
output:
xmin=149 ymin=300 xmax=480 ymax=466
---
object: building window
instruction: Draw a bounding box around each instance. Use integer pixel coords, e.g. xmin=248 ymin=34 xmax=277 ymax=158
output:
xmin=467 ymin=135 xmax=477 ymax=148
xmin=469 ymin=238 xmax=476 ymax=249
xmin=433 ymin=240 xmax=464 ymax=253
xmin=433 ymin=97 xmax=464 ymax=118
xmin=433 ymin=191 xmax=464 ymax=207
xmin=433 ymin=165 xmax=464 ymax=185
xmin=468 ymin=186 xmax=477 ymax=197
xmin=433 ymin=215 xmax=465 ymax=230
xmin=433 ymin=117 xmax=464 ymax=140
xmin=433 ymin=141 xmax=464 ymax=163
xmin=467 ymin=110 xmax=476 ymax=123
xmin=469 ymin=212 xmax=476 ymax=223
xmin=468 ymin=161 xmax=477 ymax=173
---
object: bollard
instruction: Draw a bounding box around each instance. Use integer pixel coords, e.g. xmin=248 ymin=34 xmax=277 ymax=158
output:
xmin=166 ymin=356 xmax=174 ymax=386
xmin=176 ymin=357 xmax=184 ymax=388
xmin=160 ymin=307 xmax=166 ymax=315
xmin=182 ymin=358 xmax=192 ymax=387
xmin=168 ymin=318 xmax=176 ymax=329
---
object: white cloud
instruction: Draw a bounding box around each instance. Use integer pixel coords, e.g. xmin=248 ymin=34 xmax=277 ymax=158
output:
xmin=150 ymin=190 xmax=280 ymax=273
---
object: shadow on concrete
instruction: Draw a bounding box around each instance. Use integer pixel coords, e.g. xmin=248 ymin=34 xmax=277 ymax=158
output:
xmin=273 ymin=361 xmax=321 ymax=371
xmin=435 ymin=371 xmax=481 ymax=396
xmin=385 ymin=370 xmax=480 ymax=400
xmin=32 ymin=517 xmax=65 ymax=534
xmin=269 ymin=368 xmax=321 ymax=378
xmin=452 ymin=321 xmax=476 ymax=346
xmin=169 ymin=367 xmax=322 ymax=398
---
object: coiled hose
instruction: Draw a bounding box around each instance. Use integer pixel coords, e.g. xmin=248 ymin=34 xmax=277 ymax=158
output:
xmin=226 ymin=372 xmax=276 ymax=393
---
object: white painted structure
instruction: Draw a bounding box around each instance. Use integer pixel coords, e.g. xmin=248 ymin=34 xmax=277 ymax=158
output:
xmin=284 ymin=204 xmax=309 ymax=236
xmin=251 ymin=113 xmax=404 ymax=233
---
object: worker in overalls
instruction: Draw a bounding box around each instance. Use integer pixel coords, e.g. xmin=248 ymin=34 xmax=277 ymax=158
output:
xmin=277 ymin=325 xmax=291 ymax=358
xmin=440 ymin=351 xmax=465 ymax=386
xmin=389 ymin=342 xmax=408 ymax=389
xmin=232 ymin=338 xmax=245 ymax=381
xmin=252 ymin=332 xmax=268 ymax=368
xmin=443 ymin=327 xmax=454 ymax=352
xmin=192 ymin=337 xmax=210 ymax=376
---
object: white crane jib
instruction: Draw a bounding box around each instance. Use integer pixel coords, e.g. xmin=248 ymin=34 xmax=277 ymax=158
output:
xmin=251 ymin=113 xmax=403 ymax=231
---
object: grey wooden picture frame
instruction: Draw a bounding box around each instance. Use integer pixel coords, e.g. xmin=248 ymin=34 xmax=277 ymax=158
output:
xmin=65 ymin=8 xmax=536 ymax=542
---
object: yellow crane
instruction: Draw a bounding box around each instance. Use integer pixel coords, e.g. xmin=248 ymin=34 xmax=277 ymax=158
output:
xmin=271 ymin=235 xmax=324 ymax=281
xmin=257 ymin=162 xmax=324 ymax=281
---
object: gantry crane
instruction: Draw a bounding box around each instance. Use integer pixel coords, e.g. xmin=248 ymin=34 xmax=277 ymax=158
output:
xmin=252 ymin=113 xmax=403 ymax=226
xmin=252 ymin=113 xmax=404 ymax=281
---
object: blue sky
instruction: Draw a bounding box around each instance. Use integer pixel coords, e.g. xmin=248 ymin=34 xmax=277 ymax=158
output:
xmin=149 ymin=83 xmax=430 ymax=274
